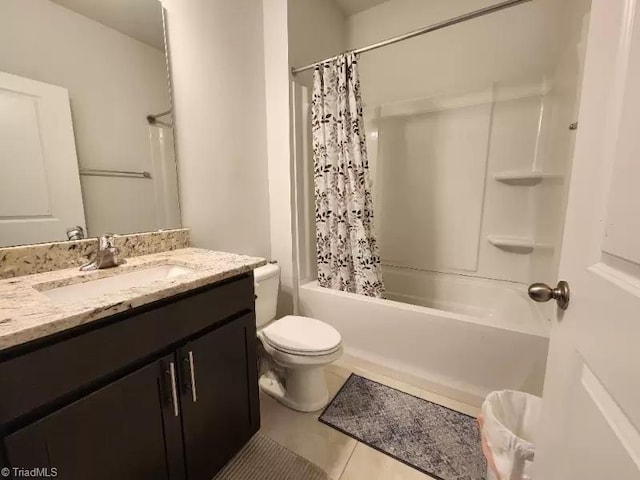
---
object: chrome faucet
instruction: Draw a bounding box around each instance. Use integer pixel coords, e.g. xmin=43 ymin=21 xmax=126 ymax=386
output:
xmin=80 ymin=234 xmax=124 ymax=271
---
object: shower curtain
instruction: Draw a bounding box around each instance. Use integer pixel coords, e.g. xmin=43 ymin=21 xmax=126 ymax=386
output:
xmin=311 ymin=53 xmax=384 ymax=298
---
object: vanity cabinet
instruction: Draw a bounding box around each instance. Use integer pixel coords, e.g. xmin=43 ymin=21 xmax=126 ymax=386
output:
xmin=0 ymin=274 xmax=259 ymax=480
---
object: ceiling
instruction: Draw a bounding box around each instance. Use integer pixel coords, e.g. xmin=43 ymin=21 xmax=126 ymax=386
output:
xmin=333 ymin=0 xmax=390 ymax=16
xmin=50 ymin=0 xmax=165 ymax=50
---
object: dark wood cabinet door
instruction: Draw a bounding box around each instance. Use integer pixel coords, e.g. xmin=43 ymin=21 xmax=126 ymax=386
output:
xmin=4 ymin=355 xmax=185 ymax=480
xmin=179 ymin=313 xmax=260 ymax=480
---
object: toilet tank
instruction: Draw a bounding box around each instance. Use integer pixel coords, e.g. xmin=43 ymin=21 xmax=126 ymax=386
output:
xmin=254 ymin=263 xmax=280 ymax=328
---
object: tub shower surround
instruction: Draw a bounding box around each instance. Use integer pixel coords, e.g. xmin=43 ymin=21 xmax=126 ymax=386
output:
xmin=0 ymin=228 xmax=191 ymax=279
xmin=299 ymin=270 xmax=549 ymax=406
xmin=0 ymin=248 xmax=266 ymax=351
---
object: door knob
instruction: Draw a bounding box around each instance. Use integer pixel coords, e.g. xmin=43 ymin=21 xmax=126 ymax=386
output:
xmin=528 ymin=281 xmax=570 ymax=310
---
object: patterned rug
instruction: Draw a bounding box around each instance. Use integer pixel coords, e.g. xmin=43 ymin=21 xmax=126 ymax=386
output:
xmin=319 ymin=374 xmax=486 ymax=480
xmin=214 ymin=433 xmax=330 ymax=480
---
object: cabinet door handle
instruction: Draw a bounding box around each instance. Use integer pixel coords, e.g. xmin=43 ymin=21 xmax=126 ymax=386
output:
xmin=169 ymin=361 xmax=180 ymax=417
xmin=188 ymin=351 xmax=198 ymax=403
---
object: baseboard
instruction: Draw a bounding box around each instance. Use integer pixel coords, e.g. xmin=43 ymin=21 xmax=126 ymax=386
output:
xmin=332 ymin=353 xmax=486 ymax=409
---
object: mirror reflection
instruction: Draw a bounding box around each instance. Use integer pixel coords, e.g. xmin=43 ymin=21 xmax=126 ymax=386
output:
xmin=0 ymin=0 xmax=180 ymax=248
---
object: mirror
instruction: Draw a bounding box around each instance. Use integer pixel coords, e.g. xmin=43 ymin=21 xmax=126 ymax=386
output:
xmin=0 ymin=0 xmax=180 ymax=248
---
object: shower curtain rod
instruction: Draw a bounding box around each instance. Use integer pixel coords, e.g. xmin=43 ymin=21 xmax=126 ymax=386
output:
xmin=291 ymin=0 xmax=533 ymax=75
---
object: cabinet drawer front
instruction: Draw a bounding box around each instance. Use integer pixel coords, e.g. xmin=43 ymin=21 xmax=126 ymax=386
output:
xmin=0 ymin=274 xmax=254 ymax=428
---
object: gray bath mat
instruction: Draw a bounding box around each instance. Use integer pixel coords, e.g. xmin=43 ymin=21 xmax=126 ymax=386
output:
xmin=214 ymin=432 xmax=330 ymax=480
xmin=319 ymin=374 xmax=486 ymax=480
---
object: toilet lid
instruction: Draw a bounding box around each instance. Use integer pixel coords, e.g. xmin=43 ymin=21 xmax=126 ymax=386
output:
xmin=262 ymin=315 xmax=342 ymax=355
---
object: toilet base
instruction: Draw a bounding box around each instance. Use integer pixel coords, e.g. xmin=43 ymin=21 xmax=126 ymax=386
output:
xmin=259 ymin=365 xmax=330 ymax=413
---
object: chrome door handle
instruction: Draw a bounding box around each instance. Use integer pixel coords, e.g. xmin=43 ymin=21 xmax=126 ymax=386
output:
xmin=168 ymin=361 xmax=179 ymax=417
xmin=188 ymin=351 xmax=197 ymax=403
xmin=528 ymin=281 xmax=570 ymax=310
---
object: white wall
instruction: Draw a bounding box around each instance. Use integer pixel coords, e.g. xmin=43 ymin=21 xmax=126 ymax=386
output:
xmin=257 ymin=0 xmax=347 ymax=314
xmin=288 ymin=0 xmax=347 ymax=87
xmin=348 ymin=0 xmax=561 ymax=107
xmin=163 ymin=0 xmax=271 ymax=258
xmin=289 ymin=0 xmax=347 ymax=289
xmin=0 ymin=0 xmax=171 ymax=238
xmin=263 ymin=0 xmax=296 ymax=315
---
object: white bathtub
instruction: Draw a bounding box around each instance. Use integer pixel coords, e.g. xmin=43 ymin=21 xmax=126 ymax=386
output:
xmin=298 ymin=267 xmax=550 ymax=406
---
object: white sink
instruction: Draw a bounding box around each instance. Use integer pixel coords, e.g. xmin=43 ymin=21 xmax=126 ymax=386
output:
xmin=41 ymin=264 xmax=194 ymax=304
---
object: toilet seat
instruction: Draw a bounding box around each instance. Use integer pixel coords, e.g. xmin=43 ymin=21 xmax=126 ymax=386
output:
xmin=262 ymin=315 xmax=342 ymax=356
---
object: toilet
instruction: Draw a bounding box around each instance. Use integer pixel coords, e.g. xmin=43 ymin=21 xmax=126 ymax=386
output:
xmin=255 ymin=263 xmax=343 ymax=412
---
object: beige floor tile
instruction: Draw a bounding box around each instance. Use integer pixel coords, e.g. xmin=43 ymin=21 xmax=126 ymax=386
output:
xmin=326 ymin=368 xmax=351 ymax=395
xmin=260 ymin=371 xmax=356 ymax=479
xmin=328 ymin=362 xmax=479 ymax=417
xmin=326 ymin=363 xmax=352 ymax=382
xmin=340 ymin=443 xmax=436 ymax=480
xmin=260 ymin=362 xmax=478 ymax=479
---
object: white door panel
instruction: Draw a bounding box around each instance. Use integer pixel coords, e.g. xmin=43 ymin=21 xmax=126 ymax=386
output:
xmin=534 ymin=0 xmax=640 ymax=478
xmin=561 ymin=363 xmax=640 ymax=479
xmin=0 ymin=91 xmax=51 ymax=216
xmin=0 ymin=71 xmax=85 ymax=247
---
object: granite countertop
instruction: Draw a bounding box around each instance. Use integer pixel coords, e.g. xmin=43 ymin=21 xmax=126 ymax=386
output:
xmin=0 ymin=248 xmax=266 ymax=352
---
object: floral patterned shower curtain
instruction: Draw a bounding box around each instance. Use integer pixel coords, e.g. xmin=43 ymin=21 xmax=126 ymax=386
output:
xmin=311 ymin=53 xmax=384 ymax=298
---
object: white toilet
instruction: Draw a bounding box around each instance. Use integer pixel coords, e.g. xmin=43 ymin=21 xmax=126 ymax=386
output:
xmin=255 ymin=263 xmax=343 ymax=412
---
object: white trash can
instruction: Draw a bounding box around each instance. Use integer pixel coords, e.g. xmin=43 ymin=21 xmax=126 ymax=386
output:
xmin=478 ymin=390 xmax=542 ymax=480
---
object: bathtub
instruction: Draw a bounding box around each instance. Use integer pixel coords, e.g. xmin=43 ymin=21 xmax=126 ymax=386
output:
xmin=298 ymin=266 xmax=550 ymax=406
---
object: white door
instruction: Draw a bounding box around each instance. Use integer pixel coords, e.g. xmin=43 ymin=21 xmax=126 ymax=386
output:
xmin=534 ymin=0 xmax=640 ymax=478
xmin=0 ymin=71 xmax=86 ymax=247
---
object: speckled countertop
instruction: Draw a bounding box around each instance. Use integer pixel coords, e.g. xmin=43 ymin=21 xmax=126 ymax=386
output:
xmin=0 ymin=248 xmax=266 ymax=352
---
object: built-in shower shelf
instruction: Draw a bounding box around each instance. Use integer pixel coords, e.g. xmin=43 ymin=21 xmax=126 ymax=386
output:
xmin=494 ymin=171 xmax=563 ymax=186
xmin=487 ymin=235 xmax=554 ymax=254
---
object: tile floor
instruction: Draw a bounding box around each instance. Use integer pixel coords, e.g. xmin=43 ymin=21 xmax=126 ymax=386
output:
xmin=259 ymin=361 xmax=481 ymax=480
